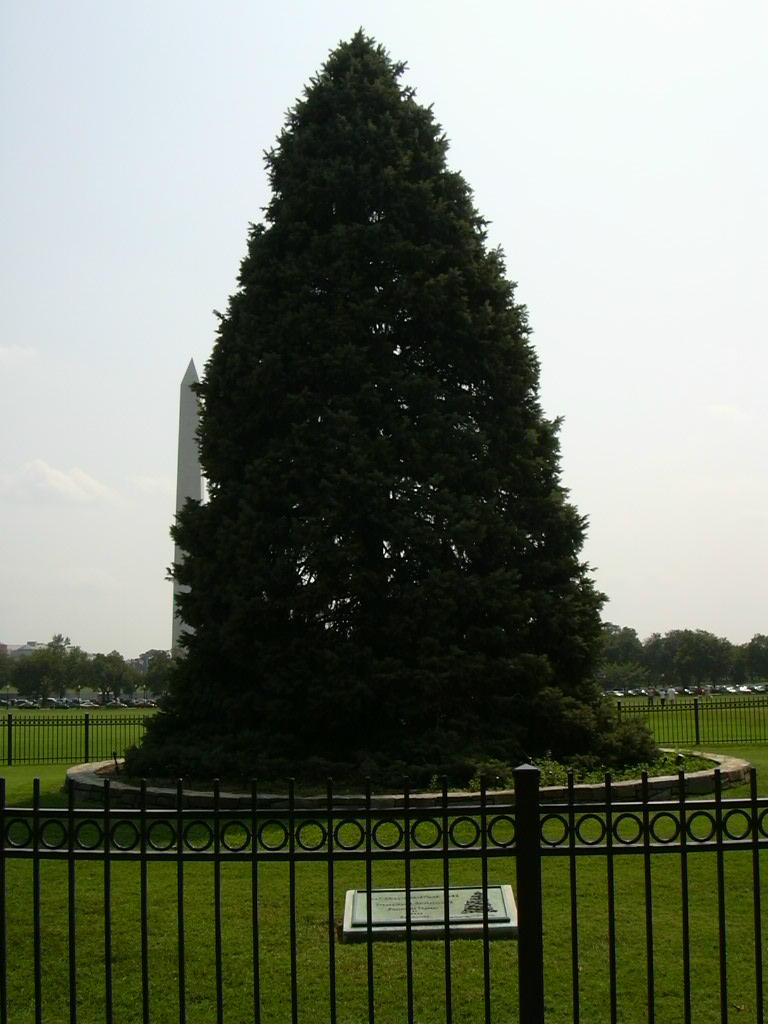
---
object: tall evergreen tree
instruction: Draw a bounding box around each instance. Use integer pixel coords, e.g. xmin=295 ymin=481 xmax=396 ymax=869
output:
xmin=132 ymin=32 xmax=616 ymax=782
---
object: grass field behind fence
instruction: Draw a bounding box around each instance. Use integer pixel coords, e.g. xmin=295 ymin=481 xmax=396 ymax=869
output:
xmin=0 ymin=709 xmax=152 ymax=765
xmin=617 ymin=695 xmax=768 ymax=746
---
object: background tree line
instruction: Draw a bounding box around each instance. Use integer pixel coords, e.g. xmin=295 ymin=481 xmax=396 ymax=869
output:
xmin=0 ymin=635 xmax=173 ymax=703
xmin=598 ymin=624 xmax=768 ymax=692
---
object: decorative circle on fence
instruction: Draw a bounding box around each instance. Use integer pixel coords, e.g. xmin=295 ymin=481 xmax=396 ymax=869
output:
xmin=685 ymin=811 xmax=716 ymax=844
xmin=410 ymin=817 xmax=442 ymax=849
xmin=221 ymin=821 xmax=251 ymax=852
xmin=296 ymin=821 xmax=327 ymax=851
xmin=371 ymin=818 xmax=403 ymax=851
xmin=147 ymin=820 xmax=177 ymax=852
xmin=39 ymin=819 xmax=68 ymax=850
xmin=333 ymin=819 xmax=365 ymax=851
xmin=74 ymin=819 xmax=104 ymax=851
xmin=5 ymin=818 xmax=32 ymax=848
xmin=612 ymin=812 xmax=643 ymax=845
xmin=722 ymin=808 xmax=752 ymax=842
xmin=258 ymin=819 xmax=290 ymax=851
xmin=575 ymin=813 xmax=607 ymax=846
xmin=110 ymin=820 xmax=140 ymax=852
xmin=487 ymin=814 xmax=515 ymax=848
xmin=540 ymin=813 xmax=568 ymax=847
xmin=649 ymin=812 xmax=680 ymax=844
xmin=183 ymin=820 xmax=214 ymax=852
xmin=448 ymin=815 xmax=482 ymax=848
xmin=759 ymin=808 xmax=768 ymax=839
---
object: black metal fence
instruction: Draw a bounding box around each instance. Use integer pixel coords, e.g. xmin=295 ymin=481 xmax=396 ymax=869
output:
xmin=1 ymin=766 xmax=765 ymax=1023
xmin=1 ymin=713 xmax=151 ymax=765
xmin=616 ymin=695 xmax=768 ymax=746
xmin=3 ymin=697 xmax=766 ymax=770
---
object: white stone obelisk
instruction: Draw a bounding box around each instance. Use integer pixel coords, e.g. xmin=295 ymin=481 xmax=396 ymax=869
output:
xmin=172 ymin=359 xmax=203 ymax=650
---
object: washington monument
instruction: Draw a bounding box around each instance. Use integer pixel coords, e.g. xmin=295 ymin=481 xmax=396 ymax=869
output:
xmin=172 ymin=359 xmax=203 ymax=649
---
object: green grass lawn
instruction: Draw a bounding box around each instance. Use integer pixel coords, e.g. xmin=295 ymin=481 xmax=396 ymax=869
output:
xmin=0 ymin=709 xmax=152 ymax=767
xmin=616 ymin=694 xmax=768 ymax=747
xmin=1 ymin=742 xmax=766 ymax=1023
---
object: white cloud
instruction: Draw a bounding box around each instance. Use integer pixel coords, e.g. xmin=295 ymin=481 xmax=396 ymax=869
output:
xmin=128 ymin=474 xmax=175 ymax=496
xmin=0 ymin=459 xmax=119 ymax=504
xmin=705 ymin=403 xmax=753 ymax=426
xmin=59 ymin=566 xmax=120 ymax=592
xmin=0 ymin=345 xmax=38 ymax=365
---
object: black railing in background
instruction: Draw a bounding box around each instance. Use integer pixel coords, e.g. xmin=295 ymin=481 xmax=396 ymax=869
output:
xmin=3 ymin=696 xmax=766 ymax=769
xmin=616 ymin=694 xmax=768 ymax=746
xmin=0 ymin=767 xmax=765 ymax=1023
xmin=1 ymin=713 xmax=152 ymax=765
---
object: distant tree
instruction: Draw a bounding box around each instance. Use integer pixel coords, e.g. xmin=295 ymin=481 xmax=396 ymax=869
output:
xmin=90 ymin=651 xmax=137 ymax=702
xmin=596 ymin=623 xmax=648 ymax=693
xmin=130 ymin=32 xmax=653 ymax=784
xmin=13 ymin=648 xmax=60 ymax=700
xmin=745 ymin=634 xmax=768 ymax=681
xmin=65 ymin=646 xmax=92 ymax=696
xmin=144 ymin=651 xmax=173 ymax=696
xmin=642 ymin=630 xmax=732 ymax=689
xmin=0 ymin=650 xmax=11 ymax=692
xmin=641 ymin=633 xmax=672 ymax=684
xmin=596 ymin=660 xmax=649 ymax=693
xmin=600 ymin=623 xmax=644 ymax=665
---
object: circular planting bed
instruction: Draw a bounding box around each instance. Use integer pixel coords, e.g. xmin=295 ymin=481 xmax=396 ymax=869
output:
xmin=66 ymin=752 xmax=751 ymax=810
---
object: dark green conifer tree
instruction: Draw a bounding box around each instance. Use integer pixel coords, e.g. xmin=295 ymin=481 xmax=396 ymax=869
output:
xmin=131 ymin=32 xmax=634 ymax=782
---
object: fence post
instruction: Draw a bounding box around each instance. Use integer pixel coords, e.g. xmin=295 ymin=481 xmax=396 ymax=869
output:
xmin=6 ymin=714 xmax=12 ymax=767
xmin=514 ymin=762 xmax=545 ymax=1024
xmin=84 ymin=713 xmax=90 ymax=763
xmin=617 ymin=700 xmax=622 ymax=722
xmin=694 ymin=698 xmax=700 ymax=746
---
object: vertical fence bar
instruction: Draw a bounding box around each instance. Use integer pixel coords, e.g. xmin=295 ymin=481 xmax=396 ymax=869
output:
xmin=6 ymin=716 xmax=11 ymax=767
xmin=749 ymin=768 xmax=764 ymax=1024
xmin=641 ymin=771 xmax=655 ymax=1024
xmin=514 ymin=763 xmax=544 ymax=1024
xmin=176 ymin=779 xmax=186 ymax=1024
xmin=567 ymin=771 xmax=581 ymax=1024
xmin=288 ymin=779 xmax=298 ymax=1024
xmin=325 ymin=779 xmax=337 ymax=1024
xmin=480 ymin=777 xmax=491 ymax=1024
xmin=694 ymin=699 xmax=701 ymax=746
xmin=714 ymin=770 xmax=729 ymax=1024
xmin=67 ymin=777 xmax=78 ymax=1024
xmin=33 ymin=777 xmax=42 ymax=1024
xmin=678 ymin=768 xmax=692 ymax=1024
xmin=404 ymin=780 xmax=414 ymax=1024
xmin=604 ymin=773 xmax=617 ymax=1024
xmin=251 ymin=780 xmax=261 ymax=1024
xmin=84 ymin=714 xmax=90 ymax=765
xmin=364 ymin=779 xmax=375 ymax=1024
xmin=441 ymin=776 xmax=453 ymax=1024
xmin=140 ymin=780 xmax=150 ymax=1024
xmin=103 ymin=779 xmax=113 ymax=1024
xmin=0 ymin=778 xmax=7 ymax=1024
xmin=213 ymin=780 xmax=224 ymax=1024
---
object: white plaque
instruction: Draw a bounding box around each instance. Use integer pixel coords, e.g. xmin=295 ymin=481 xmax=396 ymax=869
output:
xmin=342 ymin=885 xmax=517 ymax=942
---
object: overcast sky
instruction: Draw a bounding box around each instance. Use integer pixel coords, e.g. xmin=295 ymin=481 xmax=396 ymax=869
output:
xmin=1 ymin=1 xmax=766 ymax=657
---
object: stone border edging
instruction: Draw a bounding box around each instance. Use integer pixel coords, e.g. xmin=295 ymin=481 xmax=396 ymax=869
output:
xmin=66 ymin=751 xmax=750 ymax=810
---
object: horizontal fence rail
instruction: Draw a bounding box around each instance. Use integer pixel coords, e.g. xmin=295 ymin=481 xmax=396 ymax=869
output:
xmin=1 ymin=713 xmax=152 ymax=766
xmin=0 ymin=768 xmax=766 ymax=1023
xmin=617 ymin=694 xmax=768 ymax=746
